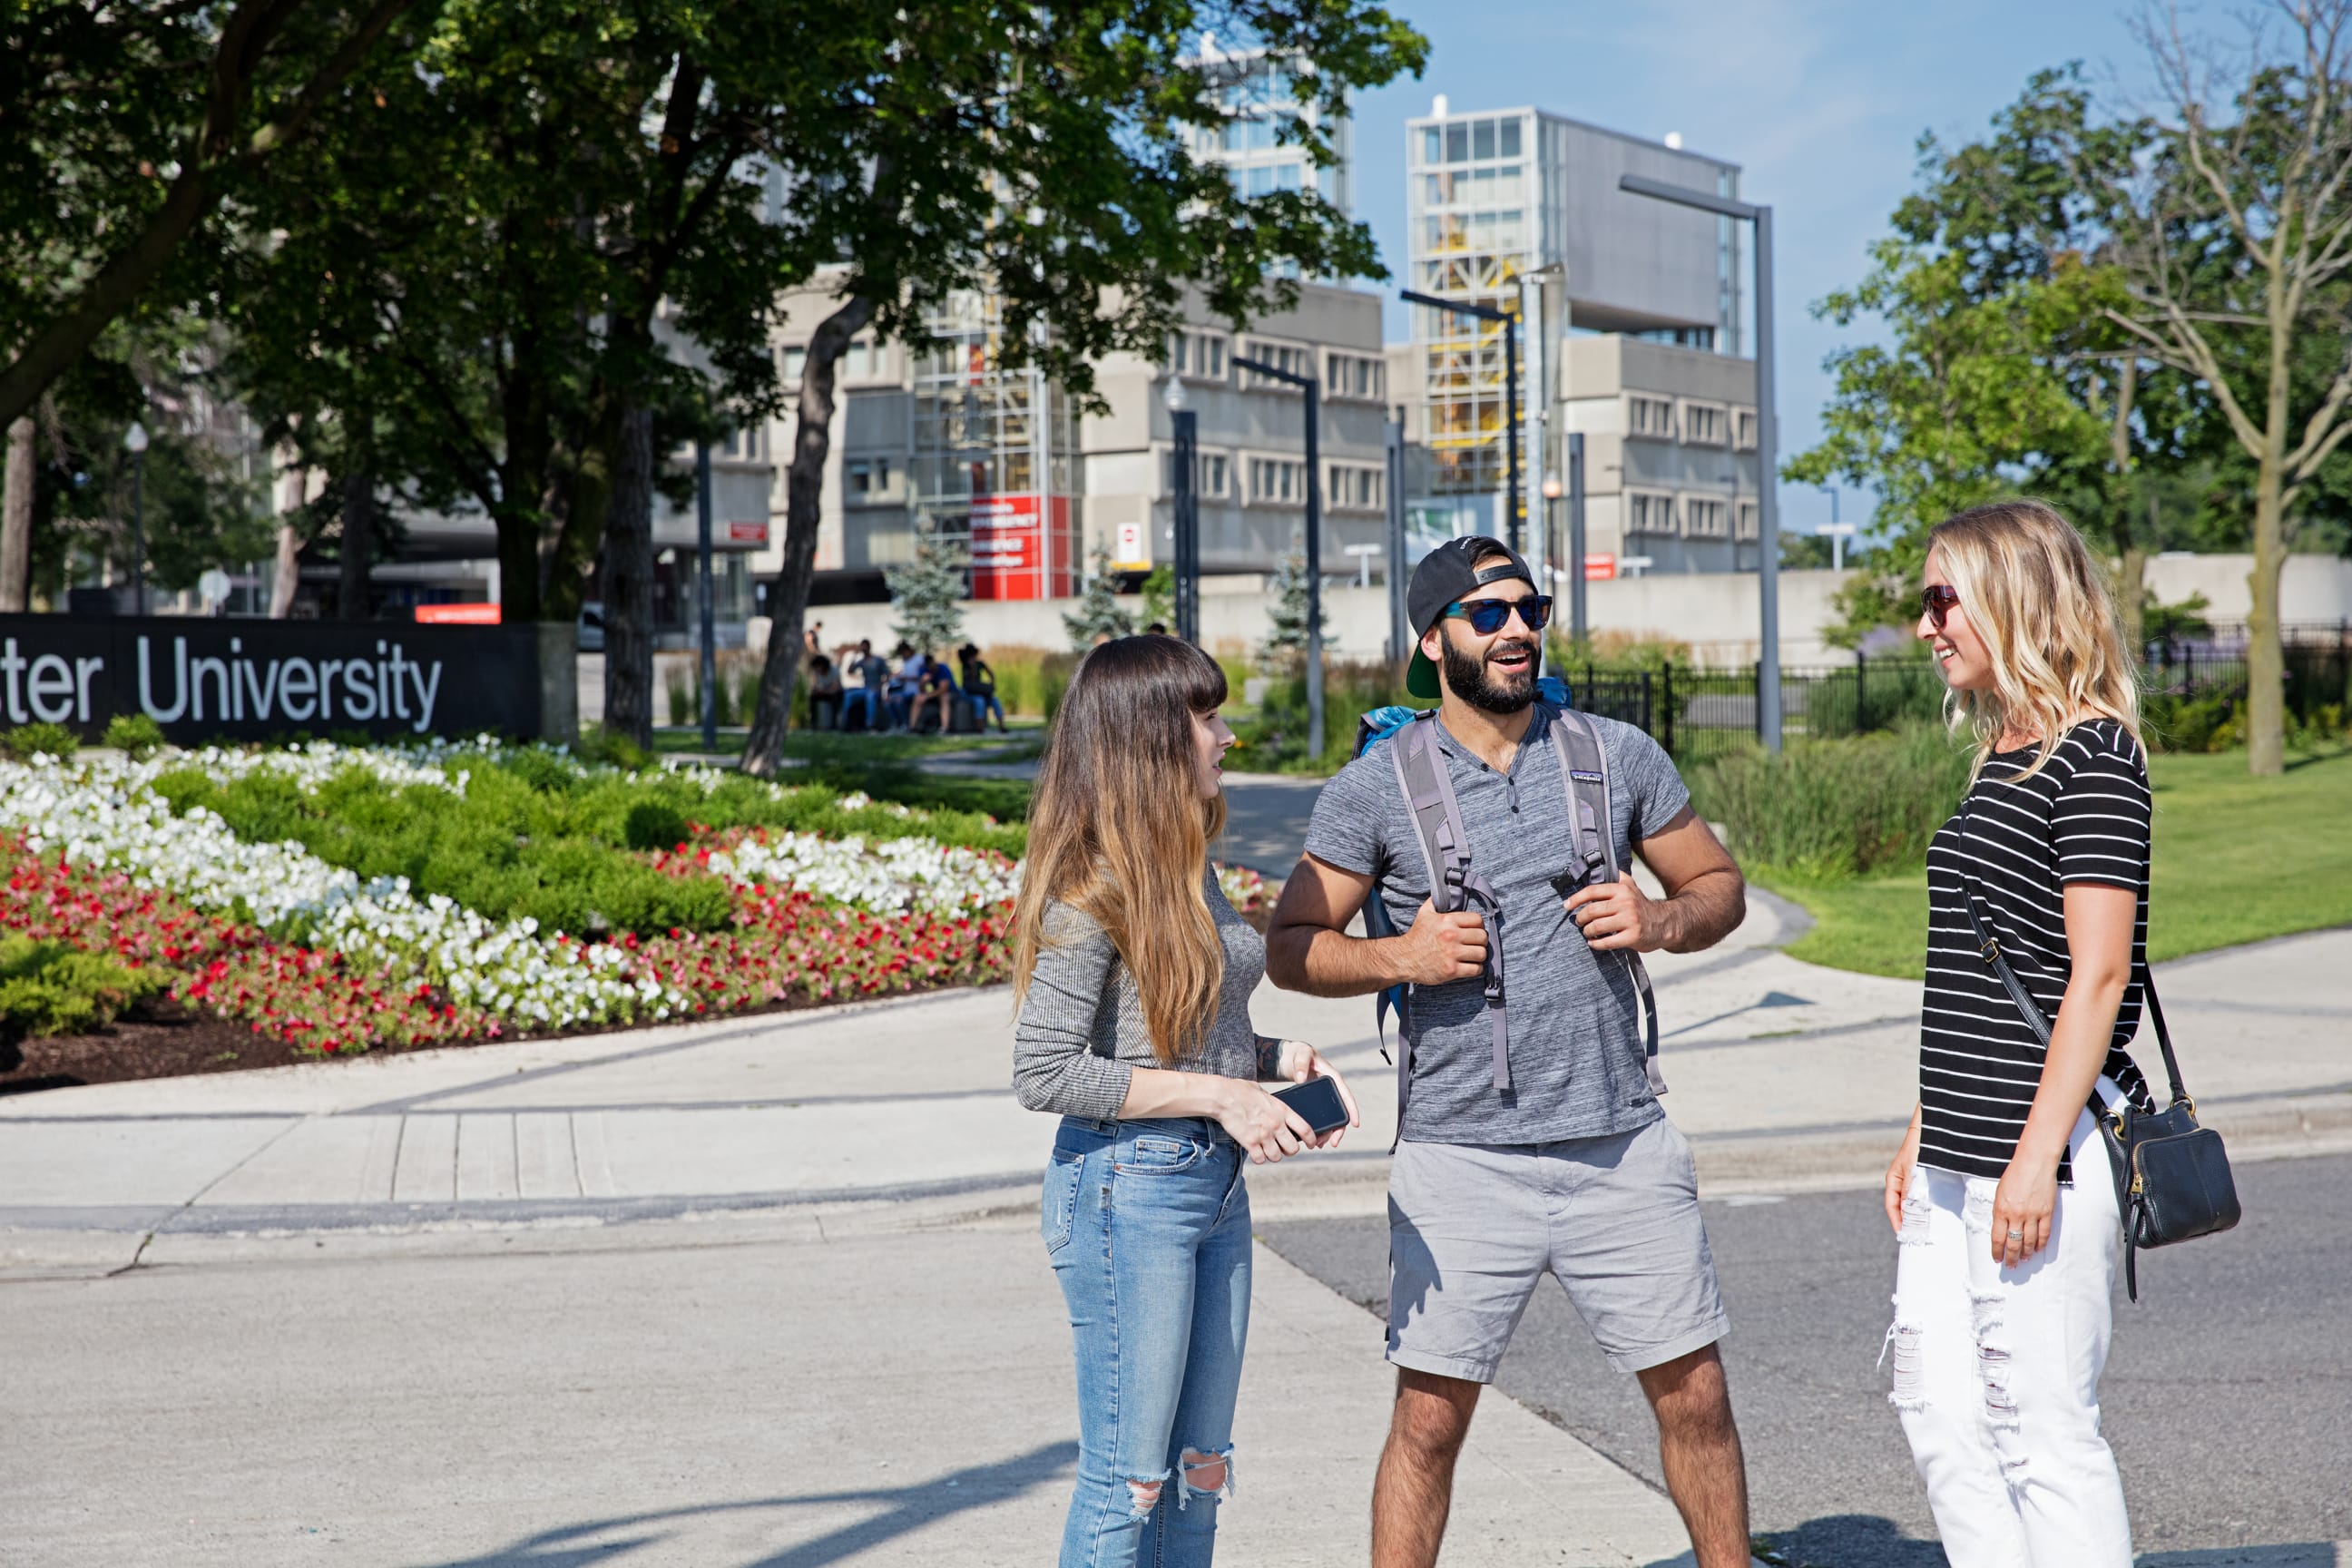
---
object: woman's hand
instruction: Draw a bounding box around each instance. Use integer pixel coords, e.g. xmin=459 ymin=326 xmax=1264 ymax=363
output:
xmin=1276 ymin=1039 xmax=1361 ymax=1151
xmin=1211 ymin=1078 xmax=1316 ymax=1166
xmin=1884 ymin=1105 xmax=1923 ymax=1235
xmin=1992 ymin=1153 xmax=2059 ymax=1269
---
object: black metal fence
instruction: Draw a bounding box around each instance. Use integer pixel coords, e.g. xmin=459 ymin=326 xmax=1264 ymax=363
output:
xmin=1563 ymin=620 xmax=2352 ymax=763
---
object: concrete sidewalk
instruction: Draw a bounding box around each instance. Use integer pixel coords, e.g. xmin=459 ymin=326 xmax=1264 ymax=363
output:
xmin=5 ymin=901 xmax=2346 ymax=1258
xmin=3 ymin=916 xmax=2346 ymax=1566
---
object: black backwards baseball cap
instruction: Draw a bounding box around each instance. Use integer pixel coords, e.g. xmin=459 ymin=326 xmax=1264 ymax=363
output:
xmin=1404 ymin=535 xmax=1537 ymax=700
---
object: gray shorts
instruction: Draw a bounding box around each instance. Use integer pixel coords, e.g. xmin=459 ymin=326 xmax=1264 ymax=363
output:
xmin=1386 ymin=1117 xmax=1729 ymax=1381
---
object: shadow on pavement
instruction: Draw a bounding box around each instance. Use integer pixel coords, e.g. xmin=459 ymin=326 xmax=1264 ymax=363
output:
xmin=1738 ymin=1515 xmax=1947 ymax=1567
xmin=405 ymin=1440 xmax=1076 ymax=1568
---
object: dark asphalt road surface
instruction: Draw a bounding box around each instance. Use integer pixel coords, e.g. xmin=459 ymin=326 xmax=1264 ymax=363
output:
xmin=1260 ymin=1152 xmax=2352 ymax=1566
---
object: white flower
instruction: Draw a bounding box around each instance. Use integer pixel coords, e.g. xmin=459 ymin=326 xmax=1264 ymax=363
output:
xmin=702 ymin=829 xmax=1018 ymax=915
xmin=0 ymin=754 xmax=688 ymax=1031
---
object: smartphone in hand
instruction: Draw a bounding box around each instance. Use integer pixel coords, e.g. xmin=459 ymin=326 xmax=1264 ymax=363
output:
xmin=1272 ymin=1073 xmax=1349 ymax=1136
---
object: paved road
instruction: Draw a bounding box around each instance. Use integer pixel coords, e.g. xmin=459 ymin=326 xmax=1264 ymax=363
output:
xmin=0 ymin=1217 xmax=1699 ymax=1568
xmin=1262 ymin=1152 xmax=2352 ymax=1567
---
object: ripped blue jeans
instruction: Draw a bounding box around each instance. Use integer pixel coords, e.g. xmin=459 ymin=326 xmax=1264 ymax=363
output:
xmin=1043 ymin=1115 xmax=1250 ymax=1568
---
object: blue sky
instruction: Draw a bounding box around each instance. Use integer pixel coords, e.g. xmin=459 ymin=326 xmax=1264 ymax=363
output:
xmin=1348 ymin=0 xmax=2158 ymax=539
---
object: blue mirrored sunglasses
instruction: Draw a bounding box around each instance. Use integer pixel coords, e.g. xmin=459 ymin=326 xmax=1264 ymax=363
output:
xmin=1444 ymin=594 xmax=1553 ymax=635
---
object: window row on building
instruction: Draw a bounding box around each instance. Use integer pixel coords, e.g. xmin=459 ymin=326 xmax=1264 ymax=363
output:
xmin=1162 ymin=448 xmax=1385 ymax=512
xmin=1625 ymin=490 xmax=1760 ymax=541
xmin=1162 ymin=332 xmax=1384 ymax=401
xmin=1625 ymin=393 xmax=1758 ymax=450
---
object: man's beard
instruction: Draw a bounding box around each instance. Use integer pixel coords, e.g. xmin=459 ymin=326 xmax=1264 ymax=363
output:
xmin=1440 ymin=629 xmax=1540 ymax=715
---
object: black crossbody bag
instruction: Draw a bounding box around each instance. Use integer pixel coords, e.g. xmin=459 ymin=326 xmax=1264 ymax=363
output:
xmin=1955 ymin=800 xmax=2240 ymax=1301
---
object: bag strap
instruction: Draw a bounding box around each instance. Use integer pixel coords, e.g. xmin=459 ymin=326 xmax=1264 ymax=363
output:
xmin=1390 ymin=713 xmax=1511 ymax=1095
xmin=1953 ymin=793 xmax=2187 ymax=1106
xmin=1546 ymin=706 xmax=1665 ymax=1095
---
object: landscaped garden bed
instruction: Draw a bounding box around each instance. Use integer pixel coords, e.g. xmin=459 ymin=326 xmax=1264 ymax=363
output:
xmin=0 ymin=735 xmax=1279 ymax=1093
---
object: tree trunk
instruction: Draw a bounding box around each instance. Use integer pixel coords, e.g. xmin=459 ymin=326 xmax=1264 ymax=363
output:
xmin=270 ymin=523 xmax=302 ymax=617
xmin=2247 ymin=484 xmax=2288 ymax=776
xmin=0 ymin=416 xmax=32 ymax=612
xmin=2107 ymin=357 xmax=2143 ymax=658
xmin=742 ymin=294 xmax=873 ymax=777
xmin=2116 ymin=543 xmax=2147 ymax=662
xmin=338 ymin=469 xmax=375 ymax=620
xmin=603 ymin=403 xmax=656 ymax=748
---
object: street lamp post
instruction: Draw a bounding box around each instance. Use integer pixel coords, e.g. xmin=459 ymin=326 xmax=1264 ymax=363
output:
xmin=1617 ymin=172 xmax=1783 ymax=750
xmin=1384 ymin=407 xmax=1407 ymax=665
xmin=1816 ymin=485 xmax=1852 ymax=571
xmin=1165 ymin=377 xmax=1200 ymax=644
xmin=695 ymin=438 xmax=717 ymax=753
xmin=123 ymin=421 xmax=149 ymax=616
xmin=1401 ymin=289 xmax=1520 ymax=553
xmin=1232 ymin=352 xmax=1325 ymax=761
xmin=1566 ymin=433 xmax=1589 ymax=639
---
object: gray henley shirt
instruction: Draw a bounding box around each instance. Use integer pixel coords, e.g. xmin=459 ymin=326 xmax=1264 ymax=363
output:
xmin=1301 ymin=705 xmax=1690 ymax=1146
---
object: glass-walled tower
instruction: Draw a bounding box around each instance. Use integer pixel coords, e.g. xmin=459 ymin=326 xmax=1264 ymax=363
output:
xmin=1404 ymin=104 xmax=1744 ymax=511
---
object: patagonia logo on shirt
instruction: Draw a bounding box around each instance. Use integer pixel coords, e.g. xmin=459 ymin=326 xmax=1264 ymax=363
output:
xmin=1570 ymin=769 xmax=1604 ymax=784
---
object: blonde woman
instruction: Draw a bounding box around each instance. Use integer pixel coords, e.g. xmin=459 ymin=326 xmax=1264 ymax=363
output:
xmin=1884 ymin=500 xmax=2157 ymax=1564
xmin=1013 ymin=634 xmax=1357 ymax=1568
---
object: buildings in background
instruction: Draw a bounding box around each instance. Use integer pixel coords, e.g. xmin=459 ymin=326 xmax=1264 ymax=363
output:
xmin=765 ymin=38 xmax=1380 ymax=609
xmin=759 ymin=279 xmax=1392 ymax=607
xmin=1397 ymin=97 xmax=1763 ymax=575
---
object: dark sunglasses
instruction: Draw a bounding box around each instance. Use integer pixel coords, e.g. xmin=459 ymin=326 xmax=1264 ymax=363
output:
xmin=1444 ymin=594 xmax=1553 ymax=636
xmin=1922 ymin=584 xmax=1960 ymax=631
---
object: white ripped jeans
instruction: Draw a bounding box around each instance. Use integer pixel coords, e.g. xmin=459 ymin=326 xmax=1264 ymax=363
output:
xmin=1886 ymin=1084 xmax=2131 ymax=1567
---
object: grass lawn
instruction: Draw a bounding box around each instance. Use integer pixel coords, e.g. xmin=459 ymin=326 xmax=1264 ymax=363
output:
xmin=649 ymin=724 xmax=1043 ymax=763
xmin=1769 ymin=744 xmax=2352 ymax=979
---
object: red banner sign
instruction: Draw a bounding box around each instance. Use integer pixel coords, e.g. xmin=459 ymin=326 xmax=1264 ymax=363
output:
xmin=415 ymin=603 xmax=501 ymax=624
xmin=969 ymin=494 xmax=1074 ymax=601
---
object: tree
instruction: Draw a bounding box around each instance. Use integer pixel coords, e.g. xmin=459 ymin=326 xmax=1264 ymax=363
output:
xmin=1140 ymin=562 xmax=1177 ymax=630
xmin=1787 ymin=67 xmax=2167 ymax=646
xmin=2102 ymin=0 xmax=2352 ymax=773
xmin=1063 ymin=546 xmax=1135 ymax=649
xmin=1259 ymin=554 xmax=1331 ymax=665
xmin=736 ymin=1 xmax=1427 ymax=776
xmin=228 ymin=0 xmax=804 ymax=734
xmin=0 ymin=0 xmax=425 ymax=431
xmin=888 ymin=514 xmax=968 ymax=656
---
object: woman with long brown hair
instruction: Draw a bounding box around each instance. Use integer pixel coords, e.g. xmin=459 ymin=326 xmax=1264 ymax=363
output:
xmin=1884 ymin=499 xmax=2155 ymax=1563
xmin=1013 ymin=634 xmax=1356 ymax=1568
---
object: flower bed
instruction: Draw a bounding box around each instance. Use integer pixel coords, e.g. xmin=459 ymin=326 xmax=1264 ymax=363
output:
xmin=0 ymin=747 xmax=1023 ymax=1056
xmin=0 ymin=740 xmax=1269 ymax=1070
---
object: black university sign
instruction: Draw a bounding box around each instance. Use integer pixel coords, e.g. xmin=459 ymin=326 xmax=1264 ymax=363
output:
xmin=0 ymin=615 xmax=544 ymax=742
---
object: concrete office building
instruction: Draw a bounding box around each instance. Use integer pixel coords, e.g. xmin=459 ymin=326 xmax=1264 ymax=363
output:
xmin=758 ymin=276 xmax=1394 ymax=603
xmin=759 ymin=44 xmax=1386 ymax=605
xmin=1400 ymin=98 xmax=1764 ymax=574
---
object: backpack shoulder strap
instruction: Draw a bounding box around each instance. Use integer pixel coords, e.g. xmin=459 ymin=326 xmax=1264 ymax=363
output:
xmin=1545 ymin=707 xmax=1666 ymax=1096
xmin=1389 ymin=712 xmax=1465 ymax=914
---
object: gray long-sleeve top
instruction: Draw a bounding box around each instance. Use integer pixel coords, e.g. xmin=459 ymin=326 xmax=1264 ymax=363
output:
xmin=1012 ymin=867 xmax=1269 ymax=1118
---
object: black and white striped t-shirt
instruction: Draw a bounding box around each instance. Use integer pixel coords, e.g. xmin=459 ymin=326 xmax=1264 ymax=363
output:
xmin=1918 ymin=719 xmax=2155 ymax=1182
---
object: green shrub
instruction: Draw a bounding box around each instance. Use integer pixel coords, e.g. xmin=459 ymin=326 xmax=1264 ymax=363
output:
xmin=148 ymin=741 xmax=1029 ymax=938
xmin=103 ymin=712 xmax=167 ymax=760
xmin=3 ymin=721 xmax=80 ymax=761
xmin=622 ymin=799 xmax=690 ymax=851
xmin=2144 ymin=691 xmax=2239 ymax=753
xmin=1802 ymin=656 xmax=1948 ymax=739
xmin=0 ymin=937 xmax=159 ymax=1037
xmin=985 ymin=644 xmax=1078 ymax=718
xmin=576 ymin=724 xmax=653 ymax=772
xmin=665 ymin=667 xmax=692 ymax=727
xmin=1228 ymin=659 xmax=1411 ymax=774
xmin=1688 ymin=722 xmax=1974 ymax=881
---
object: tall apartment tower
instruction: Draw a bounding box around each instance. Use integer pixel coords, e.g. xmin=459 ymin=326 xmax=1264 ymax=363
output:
xmin=1404 ymin=101 xmax=1763 ymax=573
xmin=1189 ymin=38 xmax=1353 ymax=219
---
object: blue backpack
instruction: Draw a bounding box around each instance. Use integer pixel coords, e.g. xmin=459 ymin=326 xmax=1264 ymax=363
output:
xmin=1351 ymin=677 xmax=1664 ymax=1139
